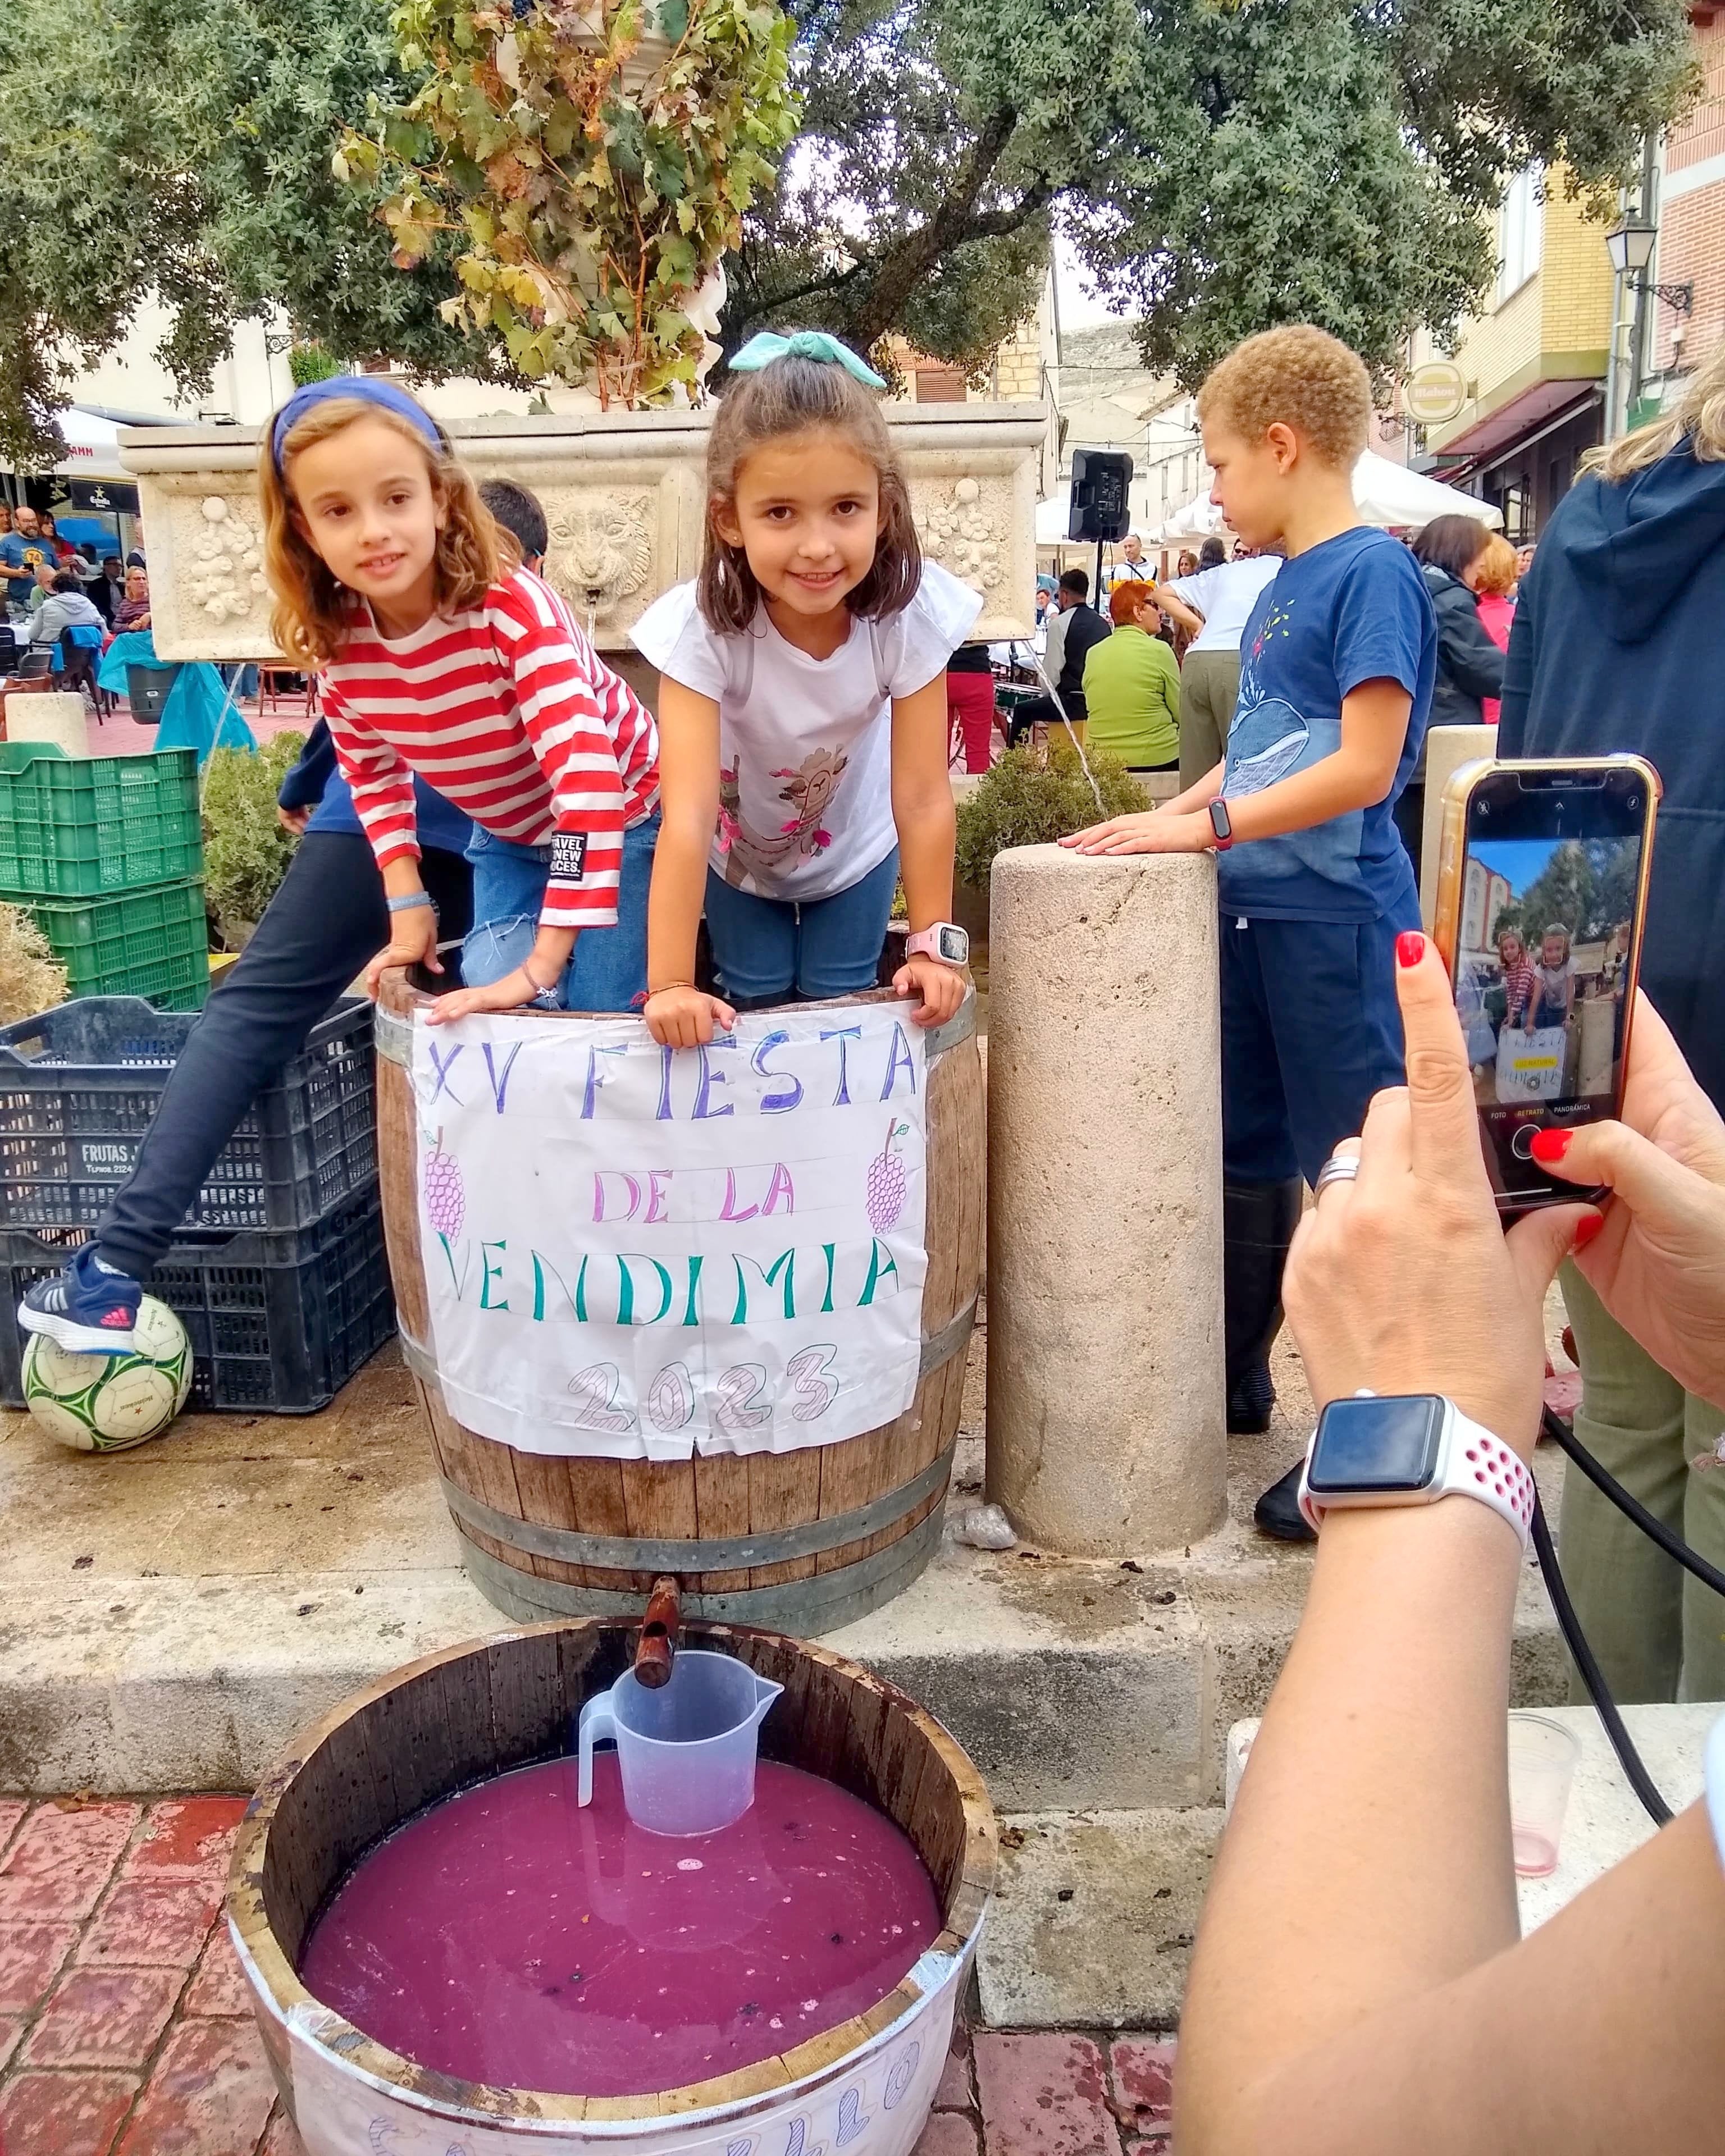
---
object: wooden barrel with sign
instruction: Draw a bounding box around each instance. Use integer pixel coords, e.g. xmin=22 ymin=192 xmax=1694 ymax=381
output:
xmin=373 ymin=970 xmax=984 ymax=1634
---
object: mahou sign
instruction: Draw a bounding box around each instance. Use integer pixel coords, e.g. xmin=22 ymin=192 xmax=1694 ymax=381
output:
xmin=412 ymin=1003 xmax=929 ymax=1459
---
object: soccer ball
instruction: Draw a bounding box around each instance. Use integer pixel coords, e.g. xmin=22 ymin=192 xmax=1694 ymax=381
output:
xmin=23 ymin=1298 xmax=194 ymax=1452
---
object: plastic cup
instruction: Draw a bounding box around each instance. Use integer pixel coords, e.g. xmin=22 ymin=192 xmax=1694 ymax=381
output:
xmin=1508 ymin=1712 xmax=1580 ymax=1877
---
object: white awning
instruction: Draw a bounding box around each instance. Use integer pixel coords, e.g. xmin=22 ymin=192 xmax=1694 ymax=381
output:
xmin=1148 ymin=450 xmax=1503 ymax=545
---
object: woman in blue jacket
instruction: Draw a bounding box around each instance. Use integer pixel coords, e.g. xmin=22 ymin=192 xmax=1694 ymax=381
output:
xmin=1497 ymin=338 xmax=1725 ymax=1707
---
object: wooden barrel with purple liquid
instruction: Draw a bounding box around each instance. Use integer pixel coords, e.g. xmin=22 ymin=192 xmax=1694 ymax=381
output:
xmin=373 ymin=969 xmax=985 ymax=1636
xmin=227 ymin=1619 xmax=996 ymax=2156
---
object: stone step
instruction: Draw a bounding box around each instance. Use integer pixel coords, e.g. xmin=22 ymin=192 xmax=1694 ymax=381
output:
xmin=978 ymin=1806 xmax=1222 ymax=2031
xmin=0 ymin=1429 xmax=1570 ymax=1804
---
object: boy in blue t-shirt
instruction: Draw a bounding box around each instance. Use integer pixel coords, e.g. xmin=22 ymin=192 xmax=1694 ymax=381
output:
xmin=1064 ymin=323 xmax=1436 ymax=1540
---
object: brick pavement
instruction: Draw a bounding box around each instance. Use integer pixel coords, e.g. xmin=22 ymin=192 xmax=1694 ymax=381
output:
xmin=0 ymin=1796 xmax=1176 ymax=2156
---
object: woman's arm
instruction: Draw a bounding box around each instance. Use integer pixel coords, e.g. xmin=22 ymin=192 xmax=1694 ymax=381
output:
xmin=890 ymin=672 xmax=966 ymax=1027
xmin=642 ymin=678 xmax=734 ymax=1048
xmin=1062 ymin=679 xmax=1409 ymax=857
xmin=1152 ymin=583 xmax=1204 ymax=637
xmin=1175 ymin=940 xmax=1725 ymax=2156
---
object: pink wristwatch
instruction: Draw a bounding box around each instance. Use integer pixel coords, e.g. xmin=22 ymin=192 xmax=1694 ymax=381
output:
xmin=906 ymin=924 xmax=970 ymax=966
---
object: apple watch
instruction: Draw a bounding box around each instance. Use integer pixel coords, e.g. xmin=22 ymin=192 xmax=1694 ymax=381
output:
xmin=906 ymin=923 xmax=970 ymax=966
xmin=1296 ymin=1392 xmax=1535 ymax=1552
xmin=1207 ymin=798 xmax=1234 ymax=851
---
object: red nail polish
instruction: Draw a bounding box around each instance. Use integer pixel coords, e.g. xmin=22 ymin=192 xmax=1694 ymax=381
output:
xmin=1395 ymin=930 xmax=1426 ymax=969
xmin=1528 ymin=1126 xmax=1573 ymax=1164
xmin=1572 ymin=1212 xmax=1605 ymax=1251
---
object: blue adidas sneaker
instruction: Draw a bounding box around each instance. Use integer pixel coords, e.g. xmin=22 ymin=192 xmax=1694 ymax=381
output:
xmin=19 ymin=1245 xmax=142 ymax=1354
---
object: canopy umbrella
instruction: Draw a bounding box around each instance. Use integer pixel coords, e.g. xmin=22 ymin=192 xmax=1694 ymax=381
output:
xmin=1151 ymin=451 xmax=1502 ymax=546
xmin=47 ymin=409 xmax=131 ymax=481
xmin=1350 ymin=449 xmax=1503 ymax=530
xmin=1034 ymin=484 xmax=1074 ymax=546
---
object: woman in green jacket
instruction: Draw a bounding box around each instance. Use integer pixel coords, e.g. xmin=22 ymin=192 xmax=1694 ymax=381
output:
xmin=1081 ymin=581 xmax=1181 ymax=772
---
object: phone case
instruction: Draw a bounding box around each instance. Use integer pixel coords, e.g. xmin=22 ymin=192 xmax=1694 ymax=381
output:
xmin=1431 ymin=755 xmax=1662 ymax=1212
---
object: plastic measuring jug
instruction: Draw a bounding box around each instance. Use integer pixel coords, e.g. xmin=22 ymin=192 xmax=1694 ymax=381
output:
xmin=577 ymin=1651 xmax=783 ymax=1837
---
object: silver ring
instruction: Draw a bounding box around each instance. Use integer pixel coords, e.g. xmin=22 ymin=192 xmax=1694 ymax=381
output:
xmin=1314 ymin=1152 xmax=1362 ymax=1195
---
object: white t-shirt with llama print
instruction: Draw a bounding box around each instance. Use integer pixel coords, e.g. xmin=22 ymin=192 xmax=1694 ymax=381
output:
xmin=632 ymin=563 xmax=982 ymax=902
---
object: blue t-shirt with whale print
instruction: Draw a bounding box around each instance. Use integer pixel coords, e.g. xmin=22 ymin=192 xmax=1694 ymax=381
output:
xmin=1218 ymin=524 xmax=1435 ymax=922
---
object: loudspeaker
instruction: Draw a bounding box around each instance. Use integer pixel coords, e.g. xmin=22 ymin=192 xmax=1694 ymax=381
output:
xmin=1067 ymin=449 xmax=1134 ymax=543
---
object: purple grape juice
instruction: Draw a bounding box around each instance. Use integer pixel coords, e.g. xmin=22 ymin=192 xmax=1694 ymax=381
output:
xmin=299 ymin=1755 xmax=941 ymax=2095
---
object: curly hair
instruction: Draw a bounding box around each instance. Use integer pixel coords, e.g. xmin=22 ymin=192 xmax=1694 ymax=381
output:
xmin=1197 ymin=325 xmax=1372 ymax=469
xmin=1472 ymin=531 xmax=1519 ymax=597
xmin=259 ymin=395 xmax=501 ymax=668
xmin=699 ymin=349 xmax=920 ymax=636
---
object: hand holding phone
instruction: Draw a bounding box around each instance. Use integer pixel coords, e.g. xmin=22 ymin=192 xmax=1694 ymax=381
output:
xmin=1431 ymin=756 xmax=1660 ymax=1213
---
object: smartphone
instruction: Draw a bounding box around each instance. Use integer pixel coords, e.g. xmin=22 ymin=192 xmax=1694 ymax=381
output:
xmin=1432 ymin=756 xmax=1660 ymax=1213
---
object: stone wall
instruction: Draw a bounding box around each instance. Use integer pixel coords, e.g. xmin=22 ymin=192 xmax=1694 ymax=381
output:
xmin=121 ymin=404 xmax=1048 ymax=663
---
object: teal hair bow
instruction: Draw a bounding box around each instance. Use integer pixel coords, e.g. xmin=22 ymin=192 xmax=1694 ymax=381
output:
xmin=729 ymin=330 xmax=887 ymax=390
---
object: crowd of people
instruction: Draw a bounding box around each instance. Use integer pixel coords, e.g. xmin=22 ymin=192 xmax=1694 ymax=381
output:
xmin=0 ymin=497 xmax=152 ymax=688
xmin=7 ymin=314 xmax=1724 ymax=2142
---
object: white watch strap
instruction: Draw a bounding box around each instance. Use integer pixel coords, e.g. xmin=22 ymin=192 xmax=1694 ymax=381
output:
xmin=1298 ymin=1397 xmax=1535 ymax=1552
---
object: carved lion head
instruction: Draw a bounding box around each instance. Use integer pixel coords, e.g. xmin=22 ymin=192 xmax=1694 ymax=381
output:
xmin=546 ymin=492 xmax=654 ymax=618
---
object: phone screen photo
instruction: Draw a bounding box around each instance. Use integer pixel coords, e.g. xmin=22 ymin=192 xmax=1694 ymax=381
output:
xmin=1440 ymin=760 xmax=1656 ymax=1209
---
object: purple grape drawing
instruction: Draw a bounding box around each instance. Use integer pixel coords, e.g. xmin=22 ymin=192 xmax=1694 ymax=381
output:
xmin=866 ymin=1121 xmax=910 ymax=1233
xmin=423 ymin=1127 xmax=466 ymax=1240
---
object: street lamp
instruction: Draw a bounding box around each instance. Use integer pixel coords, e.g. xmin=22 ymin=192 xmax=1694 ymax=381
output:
xmin=1605 ymin=214 xmax=1692 ymax=315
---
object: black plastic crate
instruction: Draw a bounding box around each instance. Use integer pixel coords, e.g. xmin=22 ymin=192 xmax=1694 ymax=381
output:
xmin=0 ymin=995 xmax=376 ymax=1234
xmin=0 ymin=1180 xmax=393 ymax=1414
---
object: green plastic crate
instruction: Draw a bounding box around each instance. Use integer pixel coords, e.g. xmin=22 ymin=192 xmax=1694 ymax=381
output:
xmin=25 ymin=879 xmax=210 ymax=1011
xmin=0 ymin=746 xmax=203 ymax=901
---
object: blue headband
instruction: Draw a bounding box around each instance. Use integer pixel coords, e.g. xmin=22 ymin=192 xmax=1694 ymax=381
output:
xmin=728 ymin=330 xmax=887 ymax=390
xmin=270 ymin=375 xmax=446 ymax=473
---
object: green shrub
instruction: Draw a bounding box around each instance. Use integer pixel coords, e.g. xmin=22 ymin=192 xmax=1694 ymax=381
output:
xmin=288 ymin=343 xmax=341 ymax=387
xmin=955 ymin=747 xmax=1151 ymax=888
xmin=202 ymin=733 xmax=307 ymax=944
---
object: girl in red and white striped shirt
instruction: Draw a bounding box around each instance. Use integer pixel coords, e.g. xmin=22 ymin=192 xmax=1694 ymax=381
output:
xmin=259 ymin=376 xmax=659 ymax=1019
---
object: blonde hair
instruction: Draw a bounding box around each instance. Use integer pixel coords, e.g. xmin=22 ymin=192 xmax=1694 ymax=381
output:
xmin=700 ymin=352 xmax=920 ymax=634
xmin=1587 ymin=334 xmax=1725 ymax=482
xmin=1472 ymin=532 xmax=1519 ymax=597
xmin=260 ymin=396 xmax=501 ymax=668
xmin=1197 ymin=325 xmax=1372 ymax=469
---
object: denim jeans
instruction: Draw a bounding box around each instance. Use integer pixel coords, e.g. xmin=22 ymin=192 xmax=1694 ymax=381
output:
xmin=462 ymin=812 xmax=659 ymax=1014
xmin=1219 ymin=905 xmax=1418 ymax=1187
xmin=702 ymin=848 xmax=900 ymax=1004
xmin=95 ymin=833 xmax=472 ymax=1280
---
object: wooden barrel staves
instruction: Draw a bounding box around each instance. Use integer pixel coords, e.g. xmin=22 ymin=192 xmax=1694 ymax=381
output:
xmin=228 ymin=1620 xmax=997 ymax=2155
xmin=375 ymin=972 xmax=985 ymax=1634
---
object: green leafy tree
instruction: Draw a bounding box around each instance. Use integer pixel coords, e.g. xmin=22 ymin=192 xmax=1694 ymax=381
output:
xmin=725 ymin=0 xmax=1695 ymax=386
xmin=1496 ymin=837 xmax=1641 ymax=951
xmin=0 ymin=0 xmax=505 ymax=468
xmin=0 ymin=0 xmax=1695 ymax=461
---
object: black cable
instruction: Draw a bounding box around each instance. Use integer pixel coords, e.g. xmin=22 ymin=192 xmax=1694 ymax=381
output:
xmin=1541 ymin=1406 xmax=1725 ymax=1597
xmin=1529 ymin=1487 xmax=1674 ymax=1826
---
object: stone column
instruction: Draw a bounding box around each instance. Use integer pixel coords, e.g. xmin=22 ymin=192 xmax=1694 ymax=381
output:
xmin=4 ymin=693 xmax=90 ymax=759
xmin=985 ymin=844 xmax=1226 ymax=1554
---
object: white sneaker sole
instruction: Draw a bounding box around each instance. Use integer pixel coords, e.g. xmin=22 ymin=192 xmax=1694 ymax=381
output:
xmin=17 ymin=1303 xmax=139 ymax=1355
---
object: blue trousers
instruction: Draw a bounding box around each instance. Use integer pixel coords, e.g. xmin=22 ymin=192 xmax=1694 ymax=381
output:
xmin=704 ymin=848 xmax=900 ymax=1003
xmin=1220 ymin=907 xmax=1416 ymax=1187
xmin=462 ymin=813 xmax=659 ymax=1014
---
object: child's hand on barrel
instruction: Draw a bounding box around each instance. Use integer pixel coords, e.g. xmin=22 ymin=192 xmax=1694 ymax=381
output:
xmin=362 ymin=908 xmax=442 ymax=999
xmin=425 ymin=967 xmax=553 ymax=1027
xmin=894 ymin=954 xmax=967 ymax=1027
xmin=644 ymin=985 xmax=737 ymax=1048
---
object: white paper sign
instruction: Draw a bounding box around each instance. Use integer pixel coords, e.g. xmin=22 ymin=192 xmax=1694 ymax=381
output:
xmin=412 ymin=1003 xmax=928 ymax=1460
xmin=1495 ymin=1023 xmax=1568 ymax=1104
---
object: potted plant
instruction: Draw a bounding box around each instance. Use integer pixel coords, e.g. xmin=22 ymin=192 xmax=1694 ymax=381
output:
xmin=341 ymin=0 xmax=801 ymax=409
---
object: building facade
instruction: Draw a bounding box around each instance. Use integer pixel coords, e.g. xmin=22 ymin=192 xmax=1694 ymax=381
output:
xmin=1414 ymin=167 xmax=1613 ymax=542
xmin=1644 ymin=6 xmax=1725 ymax=408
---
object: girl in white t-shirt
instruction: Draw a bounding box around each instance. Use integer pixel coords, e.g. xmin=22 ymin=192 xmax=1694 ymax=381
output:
xmin=631 ymin=331 xmax=982 ymax=1048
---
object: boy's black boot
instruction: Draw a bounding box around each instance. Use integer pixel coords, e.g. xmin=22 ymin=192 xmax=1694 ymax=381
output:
xmin=1223 ymin=1177 xmax=1302 ymax=1435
